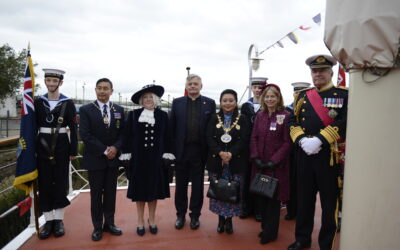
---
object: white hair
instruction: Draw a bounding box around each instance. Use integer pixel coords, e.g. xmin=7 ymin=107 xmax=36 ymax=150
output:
xmin=138 ymin=93 xmax=161 ymax=108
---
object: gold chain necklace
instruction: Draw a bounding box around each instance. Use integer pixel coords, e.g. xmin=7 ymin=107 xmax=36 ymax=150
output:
xmin=216 ymin=114 xmax=241 ymax=143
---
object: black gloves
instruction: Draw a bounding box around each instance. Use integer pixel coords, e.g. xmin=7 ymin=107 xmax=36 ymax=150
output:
xmin=253 ymin=158 xmax=278 ymax=170
xmin=253 ymin=158 xmax=264 ymax=169
xmin=265 ymin=161 xmax=278 ymax=170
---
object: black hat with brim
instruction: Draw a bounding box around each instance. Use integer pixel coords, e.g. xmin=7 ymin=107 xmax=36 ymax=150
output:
xmin=131 ymin=84 xmax=165 ymax=104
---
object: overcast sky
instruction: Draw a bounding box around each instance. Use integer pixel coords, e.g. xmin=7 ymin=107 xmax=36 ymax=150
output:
xmin=0 ymin=0 xmax=334 ymax=105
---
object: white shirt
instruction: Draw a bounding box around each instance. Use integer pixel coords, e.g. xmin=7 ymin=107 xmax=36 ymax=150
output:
xmin=97 ymin=100 xmax=111 ymax=124
xmin=48 ymin=100 xmax=59 ymax=111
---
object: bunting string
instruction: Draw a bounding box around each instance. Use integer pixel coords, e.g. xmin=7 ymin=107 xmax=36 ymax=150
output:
xmin=258 ymin=13 xmax=321 ymax=56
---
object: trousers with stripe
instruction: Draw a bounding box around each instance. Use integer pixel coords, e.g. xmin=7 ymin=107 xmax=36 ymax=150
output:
xmin=295 ymin=146 xmax=339 ymax=250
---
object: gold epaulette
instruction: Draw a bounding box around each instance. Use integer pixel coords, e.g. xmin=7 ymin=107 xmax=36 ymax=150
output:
xmin=290 ymin=126 xmax=304 ymax=142
xmin=336 ymin=86 xmax=349 ymax=90
xmin=320 ymin=125 xmax=341 ymax=144
xmin=294 ymin=96 xmax=304 ymax=119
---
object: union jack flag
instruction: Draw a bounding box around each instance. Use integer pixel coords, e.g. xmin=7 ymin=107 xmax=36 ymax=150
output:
xmin=13 ymin=45 xmax=38 ymax=194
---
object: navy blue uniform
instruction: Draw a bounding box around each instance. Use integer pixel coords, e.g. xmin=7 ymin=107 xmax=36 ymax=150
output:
xmin=289 ymin=83 xmax=348 ymax=250
xmin=35 ymin=94 xmax=78 ymax=212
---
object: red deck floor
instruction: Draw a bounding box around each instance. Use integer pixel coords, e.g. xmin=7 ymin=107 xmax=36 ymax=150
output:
xmin=20 ymin=186 xmax=340 ymax=250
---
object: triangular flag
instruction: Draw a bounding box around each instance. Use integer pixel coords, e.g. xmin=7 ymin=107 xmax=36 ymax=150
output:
xmin=287 ymin=32 xmax=299 ymax=44
xmin=277 ymin=41 xmax=284 ymax=48
xmin=299 ymin=25 xmax=311 ymax=30
xmin=313 ymin=13 xmax=321 ymax=25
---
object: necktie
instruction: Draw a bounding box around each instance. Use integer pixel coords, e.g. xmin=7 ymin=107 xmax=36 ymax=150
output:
xmin=103 ymin=104 xmax=109 ymax=125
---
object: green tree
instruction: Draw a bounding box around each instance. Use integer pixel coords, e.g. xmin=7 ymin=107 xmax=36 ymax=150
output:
xmin=0 ymin=44 xmax=27 ymax=100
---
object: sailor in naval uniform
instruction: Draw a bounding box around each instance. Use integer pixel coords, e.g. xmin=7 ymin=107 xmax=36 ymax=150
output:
xmin=288 ymin=55 xmax=348 ymax=250
xmin=239 ymin=77 xmax=268 ymax=221
xmin=35 ymin=68 xmax=78 ymax=239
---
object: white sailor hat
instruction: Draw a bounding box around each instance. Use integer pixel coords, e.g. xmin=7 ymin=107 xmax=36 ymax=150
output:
xmin=291 ymin=82 xmax=311 ymax=91
xmin=251 ymin=77 xmax=268 ymax=86
xmin=305 ymin=54 xmax=337 ymax=69
xmin=43 ymin=68 xmax=65 ymax=80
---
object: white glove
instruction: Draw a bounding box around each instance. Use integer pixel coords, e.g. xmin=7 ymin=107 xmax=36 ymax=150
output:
xmin=162 ymin=153 xmax=176 ymax=160
xmin=301 ymin=137 xmax=322 ymax=155
xmin=119 ymin=153 xmax=132 ymax=160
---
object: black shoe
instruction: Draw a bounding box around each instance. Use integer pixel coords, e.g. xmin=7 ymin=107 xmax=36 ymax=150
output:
xmin=175 ymin=216 xmax=185 ymax=229
xmin=287 ymin=241 xmax=311 ymax=250
xmin=103 ymin=224 xmax=122 ymax=235
xmin=239 ymin=211 xmax=248 ymax=219
xmin=225 ymin=217 xmax=233 ymax=234
xmin=149 ymin=225 xmax=158 ymax=234
xmin=53 ymin=220 xmax=65 ymax=237
xmin=190 ymin=217 xmax=200 ymax=230
xmin=255 ymin=214 xmax=262 ymax=222
xmin=91 ymin=229 xmax=102 ymax=241
xmin=259 ymin=232 xmax=277 ymax=245
xmin=217 ymin=216 xmax=225 ymax=233
xmin=137 ymin=227 xmax=145 ymax=236
xmin=39 ymin=221 xmax=53 ymax=239
xmin=285 ymin=214 xmax=296 ymax=220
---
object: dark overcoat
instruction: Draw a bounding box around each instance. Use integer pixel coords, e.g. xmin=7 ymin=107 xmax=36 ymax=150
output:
xmin=124 ymin=108 xmax=171 ymax=201
xmin=250 ymin=110 xmax=292 ymax=202
xmin=206 ymin=112 xmax=250 ymax=175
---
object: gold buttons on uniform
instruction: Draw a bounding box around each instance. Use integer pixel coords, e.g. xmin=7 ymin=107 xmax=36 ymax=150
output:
xmin=302 ymin=109 xmax=305 ymax=112
xmin=302 ymin=117 xmax=305 ymax=121
xmin=334 ymin=93 xmax=337 ymax=96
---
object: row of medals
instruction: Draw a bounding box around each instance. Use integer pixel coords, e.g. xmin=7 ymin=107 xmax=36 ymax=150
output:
xmin=323 ymin=98 xmax=344 ymax=108
xmin=324 ymin=98 xmax=343 ymax=119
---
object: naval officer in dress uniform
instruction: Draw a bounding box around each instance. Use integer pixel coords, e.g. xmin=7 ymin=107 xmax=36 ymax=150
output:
xmin=287 ymin=55 xmax=348 ymax=250
xmin=35 ymin=68 xmax=78 ymax=239
xmin=79 ymin=78 xmax=125 ymax=241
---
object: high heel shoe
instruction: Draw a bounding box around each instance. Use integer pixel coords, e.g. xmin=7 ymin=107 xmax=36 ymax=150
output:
xmin=225 ymin=217 xmax=233 ymax=234
xmin=136 ymin=226 xmax=145 ymax=236
xmin=217 ymin=216 xmax=225 ymax=233
xmin=148 ymin=219 xmax=158 ymax=234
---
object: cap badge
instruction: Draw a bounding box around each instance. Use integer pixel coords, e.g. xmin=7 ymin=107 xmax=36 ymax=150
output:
xmin=316 ymin=56 xmax=326 ymax=63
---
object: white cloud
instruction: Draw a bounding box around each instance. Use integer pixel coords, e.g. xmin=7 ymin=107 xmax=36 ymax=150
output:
xmin=0 ymin=0 xmax=334 ymax=105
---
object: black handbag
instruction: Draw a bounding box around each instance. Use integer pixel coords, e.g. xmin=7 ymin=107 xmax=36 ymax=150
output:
xmin=206 ymin=170 xmax=240 ymax=204
xmin=249 ymin=171 xmax=279 ymax=199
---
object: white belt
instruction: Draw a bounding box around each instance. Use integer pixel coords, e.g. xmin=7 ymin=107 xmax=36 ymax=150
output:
xmin=39 ymin=127 xmax=67 ymax=134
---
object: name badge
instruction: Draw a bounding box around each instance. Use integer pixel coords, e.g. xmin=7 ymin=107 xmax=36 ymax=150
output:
xmin=269 ymin=122 xmax=277 ymax=131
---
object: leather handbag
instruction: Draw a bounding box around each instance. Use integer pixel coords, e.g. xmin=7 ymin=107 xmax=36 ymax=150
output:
xmin=249 ymin=172 xmax=279 ymax=199
xmin=207 ymin=174 xmax=240 ymax=204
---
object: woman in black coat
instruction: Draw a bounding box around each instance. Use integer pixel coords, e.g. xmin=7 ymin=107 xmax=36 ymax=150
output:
xmin=206 ymin=89 xmax=250 ymax=234
xmin=123 ymin=84 xmax=174 ymax=236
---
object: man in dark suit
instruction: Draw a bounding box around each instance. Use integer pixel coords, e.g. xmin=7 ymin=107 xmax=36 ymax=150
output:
xmin=170 ymin=74 xmax=216 ymax=230
xmin=79 ymin=78 xmax=125 ymax=241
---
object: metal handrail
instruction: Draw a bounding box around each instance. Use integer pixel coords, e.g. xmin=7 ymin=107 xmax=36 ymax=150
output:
xmin=0 ymin=161 xmax=16 ymax=171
